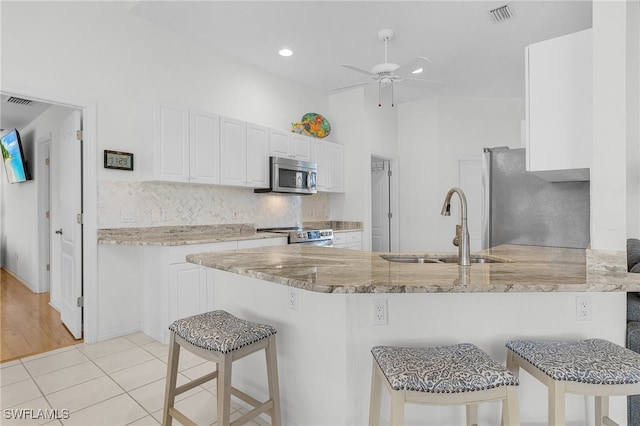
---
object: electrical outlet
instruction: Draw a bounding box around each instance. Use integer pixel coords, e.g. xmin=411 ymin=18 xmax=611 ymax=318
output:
xmin=161 ymin=209 xmax=170 ymax=221
xmin=288 ymin=288 xmax=298 ymax=310
xmin=576 ymin=295 xmax=592 ymax=321
xmin=372 ymin=299 xmax=388 ymax=326
xmin=121 ymin=209 xmax=137 ymax=222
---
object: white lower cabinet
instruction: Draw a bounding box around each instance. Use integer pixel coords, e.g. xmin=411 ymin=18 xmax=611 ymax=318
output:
xmin=333 ymin=231 xmax=362 ymax=250
xmin=168 ymin=263 xmax=213 ymax=327
xmin=141 ymin=236 xmax=287 ymax=343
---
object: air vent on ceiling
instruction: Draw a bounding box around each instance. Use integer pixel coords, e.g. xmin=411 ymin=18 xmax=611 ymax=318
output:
xmin=488 ymin=3 xmax=514 ymax=23
xmin=7 ymin=96 xmax=33 ymax=106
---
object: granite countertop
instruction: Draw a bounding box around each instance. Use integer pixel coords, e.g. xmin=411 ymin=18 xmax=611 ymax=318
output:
xmin=97 ymin=224 xmax=284 ymax=246
xmin=185 ymin=244 xmax=640 ymax=293
xmin=97 ymin=221 xmax=363 ymax=246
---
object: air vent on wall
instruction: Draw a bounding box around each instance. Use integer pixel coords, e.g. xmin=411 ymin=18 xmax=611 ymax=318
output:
xmin=488 ymin=3 xmax=514 ymax=23
xmin=7 ymin=96 xmax=33 ymax=106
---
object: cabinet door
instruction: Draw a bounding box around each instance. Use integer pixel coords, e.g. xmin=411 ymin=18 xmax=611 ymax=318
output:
xmin=168 ymin=263 xmax=210 ymax=325
xmin=311 ymin=139 xmax=328 ymax=191
xmin=220 ymin=117 xmax=247 ymax=186
xmin=346 ymin=231 xmax=362 ymax=250
xmin=269 ymin=129 xmax=291 ymax=158
xmin=246 ymin=123 xmax=270 ymax=188
xmin=154 ymin=103 xmax=190 ymax=182
xmin=190 ymin=109 xmax=220 ymax=184
xmin=526 ymin=29 xmax=592 ymax=181
xmin=328 ymin=142 xmax=345 ymax=192
xmin=291 ymin=134 xmax=311 ymax=161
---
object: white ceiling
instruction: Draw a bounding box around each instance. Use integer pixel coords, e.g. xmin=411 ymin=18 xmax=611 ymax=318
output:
xmin=0 ymin=1 xmax=593 ymax=132
xmin=130 ymin=0 xmax=592 ymax=104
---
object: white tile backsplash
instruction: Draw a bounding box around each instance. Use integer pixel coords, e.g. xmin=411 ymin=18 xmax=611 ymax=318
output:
xmin=98 ymin=181 xmax=329 ymax=228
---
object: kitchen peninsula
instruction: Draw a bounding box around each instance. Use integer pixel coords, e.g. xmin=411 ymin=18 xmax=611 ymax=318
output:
xmin=186 ymin=244 xmax=640 ymax=425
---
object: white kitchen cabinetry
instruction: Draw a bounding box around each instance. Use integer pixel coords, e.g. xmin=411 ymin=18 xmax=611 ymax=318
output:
xmin=311 ymin=139 xmax=344 ymax=193
xmin=328 ymin=141 xmax=344 ymax=192
xmin=142 ymin=236 xmax=287 ymax=343
xmin=154 ymin=103 xmax=220 ymax=184
xmin=269 ymin=129 xmax=311 ymax=161
xmin=526 ymin=29 xmax=592 ymax=181
xmin=220 ymin=117 xmax=269 ymax=188
xmin=333 ymin=231 xmax=362 ymax=250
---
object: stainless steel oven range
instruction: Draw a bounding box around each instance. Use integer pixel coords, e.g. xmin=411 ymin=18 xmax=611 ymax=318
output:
xmin=258 ymin=227 xmax=334 ymax=247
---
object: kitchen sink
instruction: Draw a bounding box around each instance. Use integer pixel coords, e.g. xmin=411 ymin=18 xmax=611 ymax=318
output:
xmin=379 ymin=254 xmax=511 ymax=264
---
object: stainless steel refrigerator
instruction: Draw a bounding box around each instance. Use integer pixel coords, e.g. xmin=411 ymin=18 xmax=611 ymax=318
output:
xmin=481 ymin=147 xmax=590 ymax=249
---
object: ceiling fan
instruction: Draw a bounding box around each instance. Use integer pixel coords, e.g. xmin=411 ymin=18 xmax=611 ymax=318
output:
xmin=335 ymin=29 xmax=442 ymax=107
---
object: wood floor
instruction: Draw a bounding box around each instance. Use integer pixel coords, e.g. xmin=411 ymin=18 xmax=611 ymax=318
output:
xmin=1 ymin=268 xmax=81 ymax=363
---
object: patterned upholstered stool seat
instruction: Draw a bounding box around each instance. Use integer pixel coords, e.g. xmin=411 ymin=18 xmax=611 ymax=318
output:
xmin=162 ymin=310 xmax=281 ymax=426
xmin=369 ymin=343 xmax=520 ymax=425
xmin=506 ymin=338 xmax=640 ymax=426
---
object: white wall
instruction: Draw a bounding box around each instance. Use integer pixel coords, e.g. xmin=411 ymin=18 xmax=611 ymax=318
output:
xmin=626 ymin=1 xmax=640 ymax=239
xmin=591 ymin=1 xmax=631 ymax=252
xmin=397 ymin=97 xmax=525 ymax=251
xmin=0 ymin=105 xmax=75 ymax=294
xmin=327 ymin=85 xmax=399 ymax=250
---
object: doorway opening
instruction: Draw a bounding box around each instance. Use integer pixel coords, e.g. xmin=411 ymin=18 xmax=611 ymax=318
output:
xmin=1 ymin=87 xmax=97 ymax=352
xmin=371 ymin=155 xmax=397 ymax=252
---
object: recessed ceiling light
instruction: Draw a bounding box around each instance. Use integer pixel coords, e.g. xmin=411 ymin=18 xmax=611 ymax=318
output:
xmin=412 ymin=68 xmax=423 ymax=74
xmin=279 ymin=48 xmax=293 ymax=57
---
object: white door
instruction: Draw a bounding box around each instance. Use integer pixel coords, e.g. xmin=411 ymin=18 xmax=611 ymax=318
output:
xmin=58 ymin=110 xmax=83 ymax=339
xmin=371 ymin=158 xmax=390 ymax=252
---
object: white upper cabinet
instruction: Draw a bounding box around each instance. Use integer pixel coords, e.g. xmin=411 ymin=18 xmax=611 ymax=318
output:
xmin=190 ymin=109 xmax=221 ymax=184
xmin=269 ymin=129 xmax=311 ymax=161
xmin=312 ymin=139 xmax=329 ymax=190
xmin=311 ymin=139 xmax=344 ymax=193
xmin=328 ymin=141 xmax=344 ymax=192
xmin=526 ymin=29 xmax=592 ymax=181
xmin=154 ymin=103 xmax=190 ymax=182
xmin=246 ymin=123 xmax=270 ymax=188
xmin=154 ymin=103 xmax=220 ymax=184
xmin=290 ymin=134 xmax=312 ymax=161
xmin=220 ymin=117 xmax=269 ymax=188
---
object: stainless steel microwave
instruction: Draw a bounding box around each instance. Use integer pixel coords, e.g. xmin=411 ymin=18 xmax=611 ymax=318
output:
xmin=255 ymin=157 xmax=317 ymax=195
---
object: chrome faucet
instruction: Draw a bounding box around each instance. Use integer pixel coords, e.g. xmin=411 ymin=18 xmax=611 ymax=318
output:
xmin=440 ymin=187 xmax=471 ymax=266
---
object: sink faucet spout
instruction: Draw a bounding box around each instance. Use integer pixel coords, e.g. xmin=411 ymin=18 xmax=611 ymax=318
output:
xmin=440 ymin=187 xmax=471 ymax=266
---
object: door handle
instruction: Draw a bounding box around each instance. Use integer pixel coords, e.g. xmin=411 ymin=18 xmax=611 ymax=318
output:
xmin=55 ymin=229 xmax=63 ymax=235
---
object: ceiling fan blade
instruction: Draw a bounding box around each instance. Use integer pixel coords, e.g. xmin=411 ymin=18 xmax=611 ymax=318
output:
xmin=341 ymin=64 xmax=376 ymax=77
xmin=394 ymin=56 xmax=433 ymax=76
xmin=398 ymin=76 xmax=444 ymax=87
xmin=333 ymin=81 xmax=374 ymax=91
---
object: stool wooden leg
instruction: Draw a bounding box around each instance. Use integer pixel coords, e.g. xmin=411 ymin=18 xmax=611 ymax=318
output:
xmin=502 ymin=386 xmax=520 ymax=426
xmin=595 ymin=396 xmax=609 ymax=426
xmin=389 ymin=390 xmax=405 ymax=425
xmin=162 ymin=333 xmax=181 ymax=426
xmin=369 ymin=362 xmax=383 ymax=426
xmin=548 ymin=379 xmax=566 ymax=426
xmin=217 ymin=352 xmax=233 ymax=425
xmin=265 ymin=335 xmax=282 ymax=426
xmin=466 ymin=403 xmax=478 ymax=426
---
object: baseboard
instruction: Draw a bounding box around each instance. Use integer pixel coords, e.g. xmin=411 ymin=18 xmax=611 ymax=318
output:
xmin=95 ymin=323 xmax=141 ymax=343
xmin=1 ymin=267 xmax=38 ymax=293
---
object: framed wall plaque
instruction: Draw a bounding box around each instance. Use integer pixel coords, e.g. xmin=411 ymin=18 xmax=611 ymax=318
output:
xmin=104 ymin=150 xmax=134 ymax=171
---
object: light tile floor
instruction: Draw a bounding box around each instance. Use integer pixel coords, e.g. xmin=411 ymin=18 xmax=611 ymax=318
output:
xmin=0 ymin=333 xmax=270 ymax=426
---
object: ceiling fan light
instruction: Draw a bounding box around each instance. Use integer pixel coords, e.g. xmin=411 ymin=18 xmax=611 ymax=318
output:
xmin=278 ymin=48 xmax=293 ymax=57
xmin=412 ymin=68 xmax=423 ymax=74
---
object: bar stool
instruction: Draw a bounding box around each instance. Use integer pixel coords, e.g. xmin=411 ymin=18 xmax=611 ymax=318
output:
xmin=506 ymin=338 xmax=640 ymax=426
xmin=162 ymin=310 xmax=281 ymax=426
xmin=369 ymin=343 xmax=520 ymax=425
